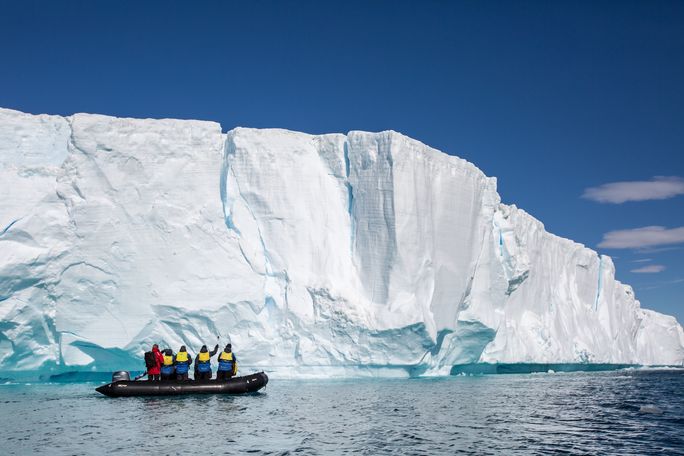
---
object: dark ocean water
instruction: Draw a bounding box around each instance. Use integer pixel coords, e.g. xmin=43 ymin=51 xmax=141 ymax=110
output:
xmin=1 ymin=369 xmax=682 ymax=455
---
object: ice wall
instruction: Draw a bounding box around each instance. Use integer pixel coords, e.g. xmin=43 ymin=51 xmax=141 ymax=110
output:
xmin=1 ymin=108 xmax=682 ymax=376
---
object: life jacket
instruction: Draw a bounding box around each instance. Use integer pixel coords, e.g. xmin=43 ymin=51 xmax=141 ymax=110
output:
xmin=175 ymin=351 xmax=190 ymax=374
xmin=161 ymin=354 xmax=175 ymax=375
xmin=197 ymin=351 xmax=211 ymax=372
xmin=218 ymin=351 xmax=234 ymax=372
xmin=175 ymin=351 xmax=189 ymax=363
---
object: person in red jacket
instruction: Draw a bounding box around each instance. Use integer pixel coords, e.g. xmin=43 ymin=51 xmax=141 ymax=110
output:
xmin=145 ymin=344 xmax=164 ymax=381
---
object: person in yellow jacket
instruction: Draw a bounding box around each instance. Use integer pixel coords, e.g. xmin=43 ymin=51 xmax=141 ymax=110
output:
xmin=194 ymin=344 xmax=218 ymax=380
xmin=174 ymin=346 xmax=193 ymax=381
xmin=216 ymin=344 xmax=238 ymax=381
xmin=160 ymin=348 xmax=175 ymax=380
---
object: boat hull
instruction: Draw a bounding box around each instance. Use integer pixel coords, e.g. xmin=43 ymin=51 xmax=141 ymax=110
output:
xmin=96 ymin=372 xmax=268 ymax=397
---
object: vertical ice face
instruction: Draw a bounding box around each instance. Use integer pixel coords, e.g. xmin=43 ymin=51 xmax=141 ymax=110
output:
xmin=0 ymin=109 xmax=257 ymax=370
xmin=0 ymin=110 xmax=72 ymax=369
xmin=347 ymin=131 xmax=500 ymax=335
xmin=51 ymin=113 xmax=241 ymax=364
xmin=0 ymin=107 xmax=682 ymax=376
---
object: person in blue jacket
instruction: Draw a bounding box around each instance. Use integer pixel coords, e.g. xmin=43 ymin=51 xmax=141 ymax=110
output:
xmin=174 ymin=345 xmax=192 ymax=381
xmin=216 ymin=344 xmax=238 ymax=381
xmin=160 ymin=348 xmax=175 ymax=380
xmin=194 ymin=344 xmax=218 ymax=380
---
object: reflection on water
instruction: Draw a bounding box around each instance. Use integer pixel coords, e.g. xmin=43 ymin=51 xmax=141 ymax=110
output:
xmin=1 ymin=369 xmax=682 ymax=455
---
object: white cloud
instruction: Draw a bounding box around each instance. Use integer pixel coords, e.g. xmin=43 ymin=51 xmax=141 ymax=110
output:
xmin=598 ymin=226 xmax=684 ymax=249
xmin=631 ymin=264 xmax=666 ymax=273
xmin=582 ymin=176 xmax=684 ymax=204
xmin=635 ymin=246 xmax=682 ymax=254
xmin=632 ymin=258 xmax=652 ymax=263
xmin=639 ymin=278 xmax=684 ymax=290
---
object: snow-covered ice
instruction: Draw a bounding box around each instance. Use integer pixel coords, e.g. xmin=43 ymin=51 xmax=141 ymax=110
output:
xmin=0 ymin=108 xmax=682 ymax=377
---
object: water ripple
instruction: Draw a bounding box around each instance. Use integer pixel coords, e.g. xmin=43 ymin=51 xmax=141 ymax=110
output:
xmin=0 ymin=370 xmax=682 ymax=455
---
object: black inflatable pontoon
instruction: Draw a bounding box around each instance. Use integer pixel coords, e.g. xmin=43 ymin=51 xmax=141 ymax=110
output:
xmin=96 ymin=372 xmax=268 ymax=397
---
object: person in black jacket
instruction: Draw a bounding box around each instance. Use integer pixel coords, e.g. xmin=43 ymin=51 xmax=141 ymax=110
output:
xmin=194 ymin=344 xmax=218 ymax=380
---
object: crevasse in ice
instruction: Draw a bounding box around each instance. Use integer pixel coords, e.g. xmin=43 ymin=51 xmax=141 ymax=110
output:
xmin=0 ymin=108 xmax=682 ymax=377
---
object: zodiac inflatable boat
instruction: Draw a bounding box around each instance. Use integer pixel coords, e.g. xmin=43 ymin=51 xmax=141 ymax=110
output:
xmin=96 ymin=371 xmax=268 ymax=397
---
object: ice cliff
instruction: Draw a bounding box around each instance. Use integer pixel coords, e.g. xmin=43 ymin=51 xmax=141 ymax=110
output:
xmin=1 ymin=108 xmax=682 ymax=377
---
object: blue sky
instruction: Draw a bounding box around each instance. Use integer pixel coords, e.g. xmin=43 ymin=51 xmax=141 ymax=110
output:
xmin=1 ymin=1 xmax=682 ymax=323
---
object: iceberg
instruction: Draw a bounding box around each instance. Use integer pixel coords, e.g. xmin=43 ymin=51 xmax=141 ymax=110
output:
xmin=0 ymin=107 xmax=682 ymax=377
